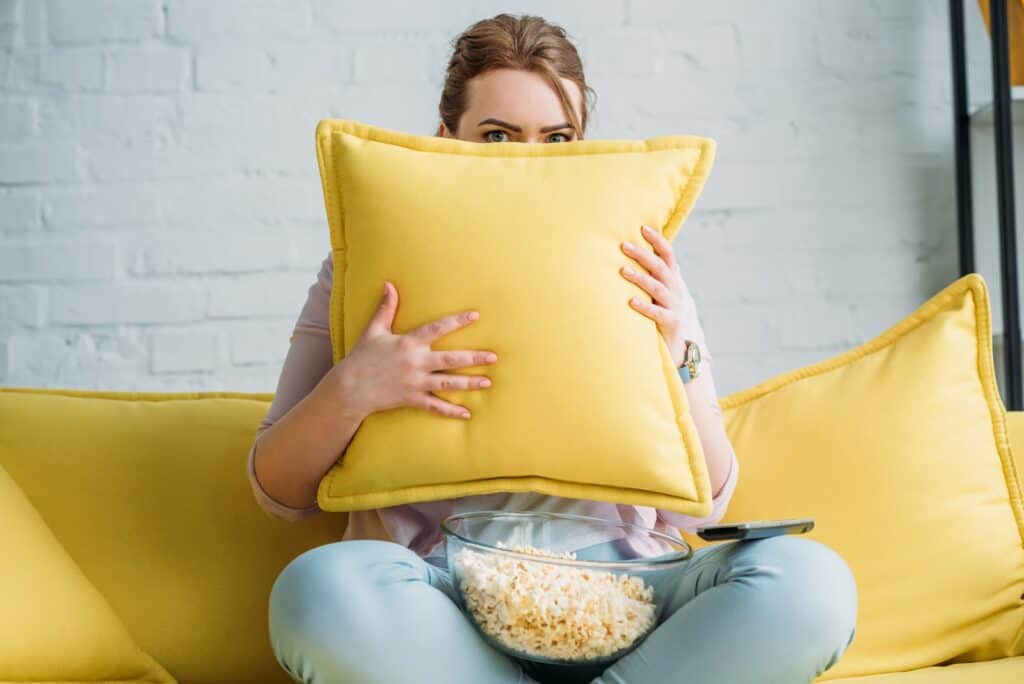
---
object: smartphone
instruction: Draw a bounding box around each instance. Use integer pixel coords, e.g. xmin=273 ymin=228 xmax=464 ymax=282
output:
xmin=696 ymin=517 xmax=814 ymax=542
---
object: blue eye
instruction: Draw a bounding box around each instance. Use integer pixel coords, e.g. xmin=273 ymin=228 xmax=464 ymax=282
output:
xmin=484 ymin=130 xmax=509 ymax=142
xmin=547 ymin=133 xmax=571 ymax=143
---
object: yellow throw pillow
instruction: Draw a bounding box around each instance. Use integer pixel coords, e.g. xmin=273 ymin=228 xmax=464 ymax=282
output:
xmin=682 ymin=273 xmax=1024 ymax=680
xmin=0 ymin=463 xmax=176 ymax=684
xmin=313 ymin=118 xmax=718 ymax=515
xmin=0 ymin=387 xmax=349 ymax=683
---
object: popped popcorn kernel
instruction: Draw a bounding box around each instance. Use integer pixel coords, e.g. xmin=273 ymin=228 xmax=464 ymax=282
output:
xmin=454 ymin=542 xmax=656 ymax=661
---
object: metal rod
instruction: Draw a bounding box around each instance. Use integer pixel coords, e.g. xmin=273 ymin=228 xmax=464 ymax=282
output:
xmin=990 ymin=0 xmax=1022 ymax=408
xmin=950 ymin=0 xmax=975 ymax=276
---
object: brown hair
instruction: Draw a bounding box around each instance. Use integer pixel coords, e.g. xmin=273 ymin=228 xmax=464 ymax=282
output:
xmin=439 ymin=14 xmax=597 ymax=138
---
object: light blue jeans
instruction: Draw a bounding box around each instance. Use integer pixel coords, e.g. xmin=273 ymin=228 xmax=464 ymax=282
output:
xmin=268 ymin=535 xmax=858 ymax=684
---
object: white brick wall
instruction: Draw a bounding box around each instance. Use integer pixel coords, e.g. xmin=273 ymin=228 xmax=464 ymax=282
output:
xmin=0 ymin=0 xmax=996 ymax=393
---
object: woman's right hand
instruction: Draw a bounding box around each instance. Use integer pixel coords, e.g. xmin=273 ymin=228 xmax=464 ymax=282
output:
xmin=333 ymin=280 xmax=497 ymax=420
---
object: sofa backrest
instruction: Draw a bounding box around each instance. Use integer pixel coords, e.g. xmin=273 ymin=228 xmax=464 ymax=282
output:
xmin=3 ymin=386 xmax=1023 ymax=683
xmin=0 ymin=388 xmax=347 ymax=684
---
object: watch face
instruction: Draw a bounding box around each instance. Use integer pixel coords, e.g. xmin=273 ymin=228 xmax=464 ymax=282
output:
xmin=686 ymin=340 xmax=700 ymax=364
xmin=684 ymin=340 xmax=701 ymax=380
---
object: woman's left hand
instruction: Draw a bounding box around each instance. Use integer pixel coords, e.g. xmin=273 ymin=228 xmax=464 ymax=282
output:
xmin=620 ymin=224 xmax=705 ymax=369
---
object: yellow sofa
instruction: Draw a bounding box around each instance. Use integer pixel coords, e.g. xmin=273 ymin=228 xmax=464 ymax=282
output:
xmin=0 ymin=384 xmax=1021 ymax=683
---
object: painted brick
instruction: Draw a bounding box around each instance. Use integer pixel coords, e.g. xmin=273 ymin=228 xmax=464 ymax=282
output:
xmin=0 ymin=140 xmax=78 ymax=184
xmin=0 ymin=238 xmax=117 ymax=282
xmin=51 ymin=282 xmax=205 ymax=324
xmin=47 ymin=0 xmax=161 ymax=44
xmin=0 ymin=0 xmax=975 ymax=393
xmin=151 ymin=328 xmax=220 ymax=373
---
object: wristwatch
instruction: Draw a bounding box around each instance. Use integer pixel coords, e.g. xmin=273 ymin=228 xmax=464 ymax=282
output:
xmin=678 ymin=339 xmax=702 ymax=383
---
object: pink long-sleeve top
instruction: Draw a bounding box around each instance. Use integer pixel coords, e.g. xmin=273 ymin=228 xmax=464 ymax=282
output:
xmin=247 ymin=251 xmax=740 ymax=561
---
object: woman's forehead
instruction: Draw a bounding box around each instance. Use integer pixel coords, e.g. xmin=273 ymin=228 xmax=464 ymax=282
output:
xmin=463 ymin=68 xmax=583 ymax=127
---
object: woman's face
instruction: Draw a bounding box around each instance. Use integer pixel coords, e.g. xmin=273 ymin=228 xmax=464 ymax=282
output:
xmin=437 ymin=68 xmax=584 ymax=144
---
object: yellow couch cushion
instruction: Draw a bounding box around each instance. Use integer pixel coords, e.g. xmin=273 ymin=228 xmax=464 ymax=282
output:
xmin=1005 ymin=411 xmax=1024 ymax=477
xmin=0 ymin=462 xmax=175 ymax=683
xmin=824 ymin=655 xmax=1024 ymax=682
xmin=0 ymin=388 xmax=347 ymax=684
xmin=314 ymin=118 xmax=719 ymax=515
xmin=679 ymin=273 xmax=1024 ymax=681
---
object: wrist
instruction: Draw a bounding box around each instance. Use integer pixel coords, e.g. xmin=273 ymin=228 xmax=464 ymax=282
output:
xmin=677 ymin=342 xmax=712 ymax=368
xmin=321 ymin=359 xmax=371 ymax=422
xmin=677 ymin=337 xmax=707 ymax=382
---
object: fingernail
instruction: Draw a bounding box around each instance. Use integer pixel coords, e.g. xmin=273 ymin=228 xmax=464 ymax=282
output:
xmin=468 ymin=311 xmax=479 ymax=320
xmin=623 ymin=242 xmax=634 ymax=250
xmin=623 ymin=267 xmax=634 ymax=275
xmin=487 ymin=353 xmax=498 ymax=362
xmin=480 ymin=379 xmax=491 ymax=388
xmin=461 ymin=411 xmax=471 ymax=419
xmin=642 ymin=225 xmax=652 ymax=233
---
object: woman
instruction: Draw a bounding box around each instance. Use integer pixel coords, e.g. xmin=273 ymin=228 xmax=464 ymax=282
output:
xmin=249 ymin=13 xmax=858 ymax=684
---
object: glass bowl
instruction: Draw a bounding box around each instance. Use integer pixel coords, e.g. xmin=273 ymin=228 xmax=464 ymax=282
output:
xmin=439 ymin=510 xmax=693 ymax=667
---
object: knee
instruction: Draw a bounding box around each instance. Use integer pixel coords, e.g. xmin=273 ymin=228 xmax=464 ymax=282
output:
xmin=732 ymin=536 xmax=858 ymax=652
xmin=268 ymin=540 xmax=425 ymax=643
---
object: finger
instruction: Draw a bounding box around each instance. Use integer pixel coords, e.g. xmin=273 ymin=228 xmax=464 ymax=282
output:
xmin=414 ymin=394 xmax=472 ymax=420
xmin=425 ymin=349 xmax=499 ymax=372
xmin=622 ymin=240 xmax=672 ymax=283
xmin=425 ymin=372 xmax=492 ymax=392
xmin=368 ymin=280 xmax=399 ymax=332
xmin=621 ymin=265 xmax=672 ymax=304
xmin=411 ymin=309 xmax=479 ymax=344
xmin=640 ymin=224 xmax=679 ymax=270
xmin=629 ymin=297 xmax=674 ymax=325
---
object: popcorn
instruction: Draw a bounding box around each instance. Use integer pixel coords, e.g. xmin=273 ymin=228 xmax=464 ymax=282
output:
xmin=453 ymin=542 xmax=656 ymax=661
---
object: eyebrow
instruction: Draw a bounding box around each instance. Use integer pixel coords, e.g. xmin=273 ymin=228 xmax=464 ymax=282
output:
xmin=476 ymin=118 xmax=574 ymax=134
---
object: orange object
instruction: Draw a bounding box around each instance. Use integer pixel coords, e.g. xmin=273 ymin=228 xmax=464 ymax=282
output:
xmin=978 ymin=0 xmax=1024 ymax=85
